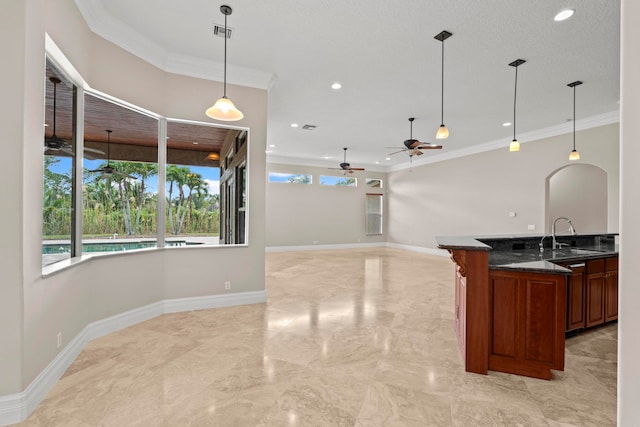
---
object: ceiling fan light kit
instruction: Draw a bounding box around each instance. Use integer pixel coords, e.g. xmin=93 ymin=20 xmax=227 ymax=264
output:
xmin=387 ymin=117 xmax=443 ymax=158
xmin=205 ymin=5 xmax=244 ymax=122
xmin=568 ymin=80 xmax=583 ymax=161
xmin=434 ymin=30 xmax=452 ymax=140
xmin=508 ymin=59 xmax=526 ymax=152
xmin=329 ymin=147 xmax=365 ymax=174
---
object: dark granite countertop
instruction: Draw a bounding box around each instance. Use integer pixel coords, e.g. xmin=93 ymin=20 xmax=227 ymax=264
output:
xmin=436 ymin=234 xmax=618 ymax=274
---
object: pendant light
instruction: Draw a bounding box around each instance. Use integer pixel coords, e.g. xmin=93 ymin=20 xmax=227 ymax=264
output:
xmin=434 ymin=31 xmax=453 ymax=140
xmin=567 ymin=80 xmax=583 ymax=161
xmin=508 ymin=59 xmax=526 ymax=152
xmin=205 ymin=5 xmax=244 ymax=121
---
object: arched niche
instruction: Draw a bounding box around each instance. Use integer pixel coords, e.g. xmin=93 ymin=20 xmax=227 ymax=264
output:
xmin=545 ymin=163 xmax=608 ymax=233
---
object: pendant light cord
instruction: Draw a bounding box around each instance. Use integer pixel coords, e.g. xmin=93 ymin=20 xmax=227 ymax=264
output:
xmin=513 ymin=66 xmax=518 ymax=140
xmin=223 ymin=12 xmax=228 ymax=98
xmin=440 ymin=40 xmax=445 ymax=125
xmin=573 ymin=85 xmax=576 ymax=150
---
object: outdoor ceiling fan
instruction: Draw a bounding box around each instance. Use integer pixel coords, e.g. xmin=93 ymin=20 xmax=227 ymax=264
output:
xmin=387 ymin=117 xmax=443 ymax=158
xmin=44 ymin=76 xmax=104 ymax=158
xmin=329 ymin=147 xmax=365 ymax=174
xmin=88 ymin=130 xmax=136 ymax=179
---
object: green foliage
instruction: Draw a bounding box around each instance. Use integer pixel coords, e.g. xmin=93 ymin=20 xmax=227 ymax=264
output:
xmin=335 ymin=177 xmax=356 ymax=186
xmin=43 ymin=157 xmax=220 ymax=238
xmin=287 ymin=174 xmax=311 ymax=184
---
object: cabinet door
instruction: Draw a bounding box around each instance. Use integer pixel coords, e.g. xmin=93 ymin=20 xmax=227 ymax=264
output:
xmin=585 ymin=273 xmax=605 ymax=327
xmin=604 ymin=270 xmax=618 ymax=322
xmin=566 ymin=264 xmax=585 ymax=331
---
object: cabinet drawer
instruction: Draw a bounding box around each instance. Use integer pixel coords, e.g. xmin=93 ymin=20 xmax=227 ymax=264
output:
xmin=605 ymin=256 xmax=618 ymax=271
xmin=587 ymin=259 xmax=605 ymax=274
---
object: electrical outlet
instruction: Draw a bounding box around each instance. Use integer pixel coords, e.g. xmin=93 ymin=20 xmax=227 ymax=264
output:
xmin=56 ymin=332 xmax=62 ymax=349
xmin=224 ymin=281 xmax=231 ymax=290
xmin=528 ymin=224 xmax=536 ymax=231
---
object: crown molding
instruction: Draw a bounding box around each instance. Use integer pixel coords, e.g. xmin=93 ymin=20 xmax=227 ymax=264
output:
xmin=385 ymin=110 xmax=620 ymax=172
xmin=74 ymin=0 xmax=274 ymax=90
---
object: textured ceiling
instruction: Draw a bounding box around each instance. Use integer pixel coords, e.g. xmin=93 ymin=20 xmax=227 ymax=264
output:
xmin=75 ymin=0 xmax=620 ymax=170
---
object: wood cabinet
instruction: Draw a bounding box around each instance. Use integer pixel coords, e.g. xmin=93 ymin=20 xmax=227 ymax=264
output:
xmin=586 ymin=259 xmax=605 ymax=327
xmin=604 ymin=256 xmax=618 ymax=322
xmin=560 ymin=255 xmax=617 ymax=331
xmin=562 ymin=262 xmax=586 ymax=332
xmin=488 ymin=270 xmax=565 ymax=380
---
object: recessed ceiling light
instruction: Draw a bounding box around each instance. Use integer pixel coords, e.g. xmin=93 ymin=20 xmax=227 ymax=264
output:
xmin=385 ymin=157 xmax=391 ymax=161
xmin=502 ymin=122 xmax=512 ymax=127
xmin=375 ymin=161 xmax=380 ymax=165
xmin=331 ymin=82 xmax=342 ymax=90
xmin=193 ymin=142 xmax=199 ymax=145
xmin=554 ymin=9 xmax=575 ymax=21
xmin=269 ymin=144 xmax=275 ymax=148
xmin=290 ymin=123 xmax=298 ymax=128
xmin=322 ymin=155 xmax=331 ymax=160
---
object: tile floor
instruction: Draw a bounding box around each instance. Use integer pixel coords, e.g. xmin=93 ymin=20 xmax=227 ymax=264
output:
xmin=16 ymin=248 xmax=617 ymax=426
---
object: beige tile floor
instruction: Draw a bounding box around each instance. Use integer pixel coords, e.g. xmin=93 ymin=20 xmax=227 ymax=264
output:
xmin=16 ymin=248 xmax=617 ymax=426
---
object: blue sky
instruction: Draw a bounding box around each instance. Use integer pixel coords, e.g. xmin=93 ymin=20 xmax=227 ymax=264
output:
xmin=47 ymin=156 xmax=221 ymax=195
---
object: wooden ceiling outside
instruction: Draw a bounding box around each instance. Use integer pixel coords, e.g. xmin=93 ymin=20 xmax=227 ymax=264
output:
xmin=44 ymin=65 xmax=235 ymax=165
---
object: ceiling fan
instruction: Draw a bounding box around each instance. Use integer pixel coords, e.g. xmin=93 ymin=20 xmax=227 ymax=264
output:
xmin=330 ymin=147 xmax=365 ymax=174
xmin=44 ymin=76 xmax=104 ymax=158
xmin=387 ymin=117 xmax=443 ymax=158
xmin=88 ymin=130 xmax=136 ymax=179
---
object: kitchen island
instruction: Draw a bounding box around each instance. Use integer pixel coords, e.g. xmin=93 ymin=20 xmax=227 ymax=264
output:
xmin=436 ymin=233 xmax=618 ymax=380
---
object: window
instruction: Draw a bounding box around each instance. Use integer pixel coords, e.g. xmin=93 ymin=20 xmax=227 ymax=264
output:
xmin=42 ymin=59 xmax=251 ymax=269
xmin=366 ymin=178 xmax=383 ymax=188
xmin=268 ymin=172 xmax=312 ymax=184
xmin=42 ymin=63 xmax=76 ymax=266
xmin=319 ymin=175 xmax=357 ymax=186
xmin=165 ymin=120 xmax=232 ymax=245
xmin=366 ymin=193 xmax=383 ymax=235
xmin=82 ymin=93 xmax=159 ymax=255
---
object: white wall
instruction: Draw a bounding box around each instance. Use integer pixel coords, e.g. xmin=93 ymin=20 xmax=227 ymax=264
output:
xmin=548 ymin=164 xmax=608 ymax=233
xmin=619 ymin=0 xmax=640 ymax=424
xmin=387 ymin=124 xmax=619 ymax=249
xmin=1 ymin=0 xmax=267 ymax=397
xmin=265 ymin=163 xmax=386 ymax=247
xmin=0 ymin=0 xmax=27 ymax=396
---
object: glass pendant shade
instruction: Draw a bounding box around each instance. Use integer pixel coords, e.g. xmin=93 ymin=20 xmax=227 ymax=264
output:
xmin=569 ymin=149 xmax=580 ymax=161
xmin=206 ymin=96 xmax=244 ymax=121
xmin=436 ymin=124 xmax=449 ymax=139
xmin=509 ymin=139 xmax=520 ymax=152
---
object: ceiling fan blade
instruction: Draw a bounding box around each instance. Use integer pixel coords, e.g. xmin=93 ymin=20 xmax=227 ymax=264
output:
xmin=416 ymin=144 xmax=443 ymax=150
xmin=349 ymin=167 xmax=365 ymax=171
xmin=387 ymin=150 xmax=406 ymax=156
xmin=84 ymin=147 xmax=106 ymax=155
xmin=88 ymin=168 xmax=105 ymax=173
xmin=113 ymin=171 xmax=137 ymax=179
xmin=414 ymin=150 xmax=424 ymax=156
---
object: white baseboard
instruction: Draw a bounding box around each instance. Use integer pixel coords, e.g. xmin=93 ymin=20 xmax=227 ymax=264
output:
xmin=385 ymin=242 xmax=450 ymax=257
xmin=265 ymin=242 xmax=449 ymax=257
xmin=0 ymin=290 xmax=267 ymax=426
xmin=266 ymin=242 xmax=387 ymax=253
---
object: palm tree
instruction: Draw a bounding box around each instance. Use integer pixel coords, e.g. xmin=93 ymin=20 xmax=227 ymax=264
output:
xmin=123 ymin=162 xmax=157 ymax=234
xmin=166 ymin=165 xmax=190 ymax=234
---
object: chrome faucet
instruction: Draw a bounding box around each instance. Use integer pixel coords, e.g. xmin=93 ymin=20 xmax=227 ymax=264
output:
xmin=552 ymin=217 xmax=577 ymax=249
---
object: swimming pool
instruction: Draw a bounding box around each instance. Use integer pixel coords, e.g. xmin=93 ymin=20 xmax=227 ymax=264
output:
xmin=42 ymin=240 xmax=201 ymax=254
